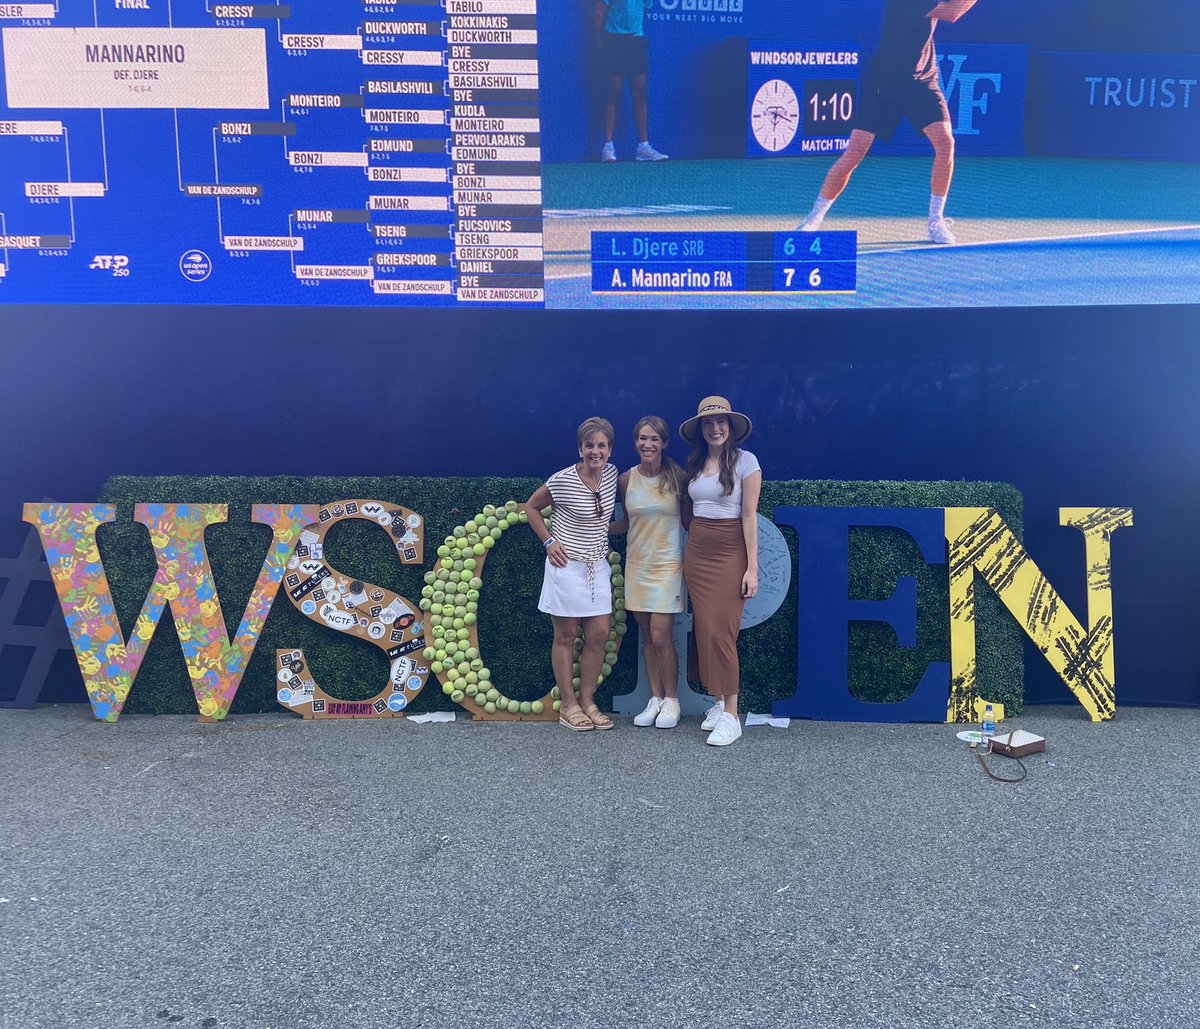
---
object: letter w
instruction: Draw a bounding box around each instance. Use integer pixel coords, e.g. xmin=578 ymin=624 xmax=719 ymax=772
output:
xmin=23 ymin=502 xmax=319 ymax=722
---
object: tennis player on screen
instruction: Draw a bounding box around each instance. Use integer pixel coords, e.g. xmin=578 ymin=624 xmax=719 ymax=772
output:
xmin=797 ymin=0 xmax=979 ymax=245
xmin=595 ymin=0 xmax=669 ymax=162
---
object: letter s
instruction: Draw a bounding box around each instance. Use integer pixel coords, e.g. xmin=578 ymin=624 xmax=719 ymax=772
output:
xmin=275 ymin=499 xmax=428 ymax=719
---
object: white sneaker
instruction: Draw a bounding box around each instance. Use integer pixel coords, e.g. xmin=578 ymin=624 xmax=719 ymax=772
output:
xmin=798 ymin=214 xmax=825 ymax=232
xmin=706 ymin=712 xmax=742 ymax=747
xmin=635 ymin=141 xmax=669 ymax=162
xmin=633 ymin=696 xmax=663 ymax=727
xmin=600 ymin=141 xmax=616 ymax=163
xmin=655 ymin=698 xmax=680 ymax=729
xmin=701 ymin=701 xmax=725 ymax=732
xmin=928 ymin=216 xmax=956 ymax=245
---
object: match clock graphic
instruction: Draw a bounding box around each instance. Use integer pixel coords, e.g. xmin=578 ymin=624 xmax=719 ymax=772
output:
xmin=802 ymin=79 xmax=857 ymax=135
xmin=750 ymin=78 xmax=800 ymax=153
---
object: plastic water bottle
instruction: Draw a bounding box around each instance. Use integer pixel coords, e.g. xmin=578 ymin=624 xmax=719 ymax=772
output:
xmin=981 ymin=704 xmax=997 ymax=750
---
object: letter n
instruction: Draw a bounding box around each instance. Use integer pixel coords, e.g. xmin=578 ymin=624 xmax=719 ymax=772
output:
xmin=944 ymin=507 xmax=1132 ymax=723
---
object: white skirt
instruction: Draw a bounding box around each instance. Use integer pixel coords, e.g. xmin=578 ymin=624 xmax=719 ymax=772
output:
xmin=537 ymin=556 xmax=612 ymax=618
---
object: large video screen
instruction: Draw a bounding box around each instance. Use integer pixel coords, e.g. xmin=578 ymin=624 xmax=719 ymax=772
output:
xmin=0 ymin=0 xmax=1196 ymax=309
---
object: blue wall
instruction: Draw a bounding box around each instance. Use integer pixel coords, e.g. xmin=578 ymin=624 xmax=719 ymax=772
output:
xmin=2 ymin=301 xmax=1198 ymax=709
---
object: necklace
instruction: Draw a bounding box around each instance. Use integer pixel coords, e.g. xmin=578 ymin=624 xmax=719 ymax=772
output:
xmin=577 ymin=463 xmax=602 ymax=490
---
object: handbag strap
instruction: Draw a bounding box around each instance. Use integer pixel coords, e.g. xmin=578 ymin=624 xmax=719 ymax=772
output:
xmin=975 ymin=748 xmax=1027 ymax=784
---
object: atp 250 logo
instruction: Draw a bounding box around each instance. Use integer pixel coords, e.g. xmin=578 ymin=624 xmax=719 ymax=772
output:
xmin=88 ymin=255 xmax=129 ymax=277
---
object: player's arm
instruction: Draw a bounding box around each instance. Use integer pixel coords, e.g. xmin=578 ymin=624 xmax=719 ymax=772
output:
xmin=926 ymin=0 xmax=978 ymax=22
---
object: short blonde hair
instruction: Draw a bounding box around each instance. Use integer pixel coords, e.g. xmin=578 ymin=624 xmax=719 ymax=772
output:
xmin=577 ymin=416 xmax=615 ymax=448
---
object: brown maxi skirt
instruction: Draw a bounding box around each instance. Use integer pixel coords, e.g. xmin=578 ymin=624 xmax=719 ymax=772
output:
xmin=683 ymin=517 xmax=747 ymax=697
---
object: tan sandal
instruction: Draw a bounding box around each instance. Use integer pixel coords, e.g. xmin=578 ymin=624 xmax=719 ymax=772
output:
xmin=584 ymin=704 xmax=614 ymax=730
xmin=559 ymin=706 xmax=594 ymax=732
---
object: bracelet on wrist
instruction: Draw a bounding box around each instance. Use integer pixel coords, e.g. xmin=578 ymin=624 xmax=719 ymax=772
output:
xmin=543 ymin=536 xmax=557 ymax=549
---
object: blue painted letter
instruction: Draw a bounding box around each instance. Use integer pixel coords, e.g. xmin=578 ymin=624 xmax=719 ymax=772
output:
xmin=772 ymin=507 xmax=949 ymax=723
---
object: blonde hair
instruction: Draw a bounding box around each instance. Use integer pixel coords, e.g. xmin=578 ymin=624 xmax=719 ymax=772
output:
xmin=577 ymin=416 xmax=615 ymax=448
xmin=633 ymin=415 xmax=685 ymax=496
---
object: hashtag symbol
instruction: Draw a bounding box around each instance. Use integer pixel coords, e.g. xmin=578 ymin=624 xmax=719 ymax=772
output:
xmin=0 ymin=514 xmax=75 ymax=709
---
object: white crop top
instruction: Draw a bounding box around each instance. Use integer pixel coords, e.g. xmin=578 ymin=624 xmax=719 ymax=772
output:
xmin=688 ymin=450 xmax=761 ymax=519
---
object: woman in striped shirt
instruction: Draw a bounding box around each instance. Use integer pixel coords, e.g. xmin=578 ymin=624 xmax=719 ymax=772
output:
xmin=525 ymin=417 xmax=620 ymax=732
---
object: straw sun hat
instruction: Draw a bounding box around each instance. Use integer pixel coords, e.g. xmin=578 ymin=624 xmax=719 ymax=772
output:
xmin=678 ymin=396 xmax=753 ymax=443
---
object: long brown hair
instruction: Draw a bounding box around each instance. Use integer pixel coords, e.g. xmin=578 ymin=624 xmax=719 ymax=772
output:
xmin=632 ymin=416 xmax=684 ymax=496
xmin=686 ymin=424 xmax=740 ymax=496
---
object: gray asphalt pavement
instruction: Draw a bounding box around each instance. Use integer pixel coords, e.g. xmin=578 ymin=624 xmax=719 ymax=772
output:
xmin=2 ymin=704 xmax=1197 ymax=1029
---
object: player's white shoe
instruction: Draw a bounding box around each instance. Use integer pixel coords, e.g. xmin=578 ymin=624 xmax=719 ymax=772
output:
xmin=635 ymin=142 xmax=669 ymax=162
xmin=600 ymin=141 xmax=617 ymax=163
xmin=797 ymin=215 xmax=826 ymax=232
xmin=928 ymin=217 xmax=957 ymax=245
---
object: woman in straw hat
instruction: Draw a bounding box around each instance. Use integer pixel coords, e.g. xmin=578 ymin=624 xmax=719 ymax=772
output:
xmin=611 ymin=415 xmax=690 ymax=730
xmin=526 ymin=417 xmax=620 ymax=732
xmin=679 ymin=397 xmax=761 ymax=747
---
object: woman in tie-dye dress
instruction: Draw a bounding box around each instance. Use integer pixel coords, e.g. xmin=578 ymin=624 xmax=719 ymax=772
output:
xmin=612 ymin=415 xmax=689 ymax=729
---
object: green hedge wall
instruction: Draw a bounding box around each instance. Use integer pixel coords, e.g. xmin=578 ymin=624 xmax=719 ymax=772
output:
xmin=96 ymin=476 xmax=1023 ymax=718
